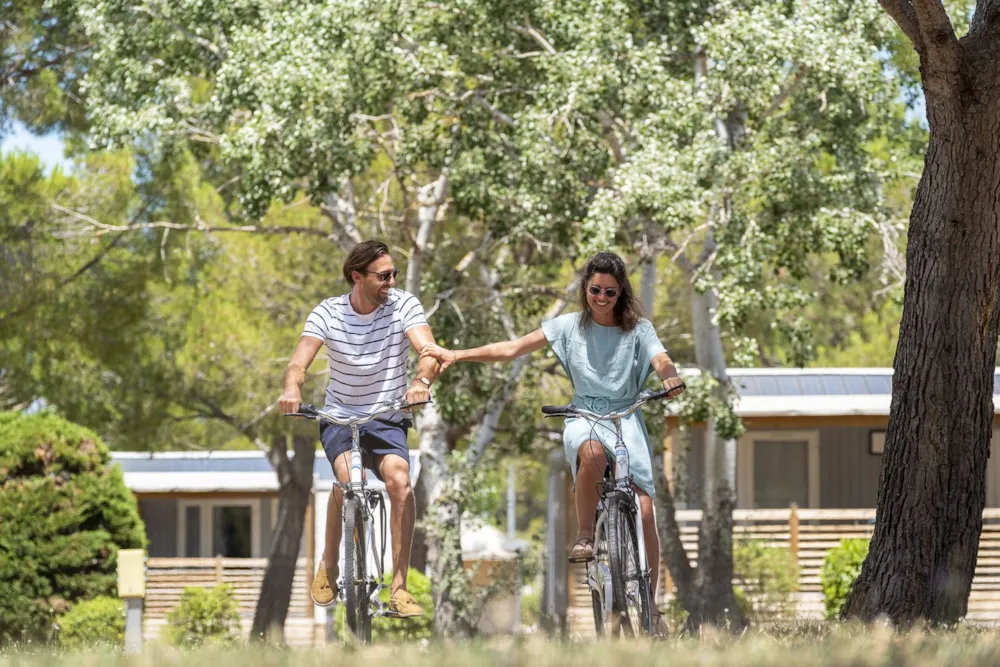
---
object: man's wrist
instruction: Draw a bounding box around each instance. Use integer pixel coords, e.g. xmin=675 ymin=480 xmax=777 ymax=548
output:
xmin=413 ymin=376 xmax=432 ymax=388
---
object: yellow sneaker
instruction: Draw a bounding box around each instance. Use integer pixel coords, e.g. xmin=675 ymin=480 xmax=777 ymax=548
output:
xmin=311 ymin=567 xmax=338 ymax=607
xmin=389 ymin=590 xmax=424 ymax=618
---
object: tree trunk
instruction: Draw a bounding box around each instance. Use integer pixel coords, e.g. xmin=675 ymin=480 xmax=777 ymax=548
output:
xmin=251 ymin=434 xmax=316 ymax=642
xmin=686 ymin=285 xmax=746 ymax=631
xmin=843 ymin=30 xmax=1000 ymax=624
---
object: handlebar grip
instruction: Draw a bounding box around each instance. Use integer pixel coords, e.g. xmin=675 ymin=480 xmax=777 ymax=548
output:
xmin=297 ymin=403 xmax=319 ymax=416
xmin=400 ymin=399 xmax=432 ymax=410
xmin=542 ymin=405 xmax=573 ymax=415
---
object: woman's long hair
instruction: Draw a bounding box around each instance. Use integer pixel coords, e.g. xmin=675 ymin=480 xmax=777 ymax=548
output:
xmin=578 ymin=251 xmax=644 ymax=332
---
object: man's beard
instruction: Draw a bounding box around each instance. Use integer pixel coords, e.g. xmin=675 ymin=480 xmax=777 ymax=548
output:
xmin=366 ymin=285 xmax=390 ymax=306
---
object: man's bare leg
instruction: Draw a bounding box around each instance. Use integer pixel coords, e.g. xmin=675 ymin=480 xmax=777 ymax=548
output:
xmin=377 ymin=453 xmax=415 ymax=595
xmin=319 ymin=452 xmax=352 ymax=581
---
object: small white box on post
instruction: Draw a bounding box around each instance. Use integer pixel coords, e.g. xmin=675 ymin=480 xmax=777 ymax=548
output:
xmin=117 ymin=549 xmax=145 ymax=654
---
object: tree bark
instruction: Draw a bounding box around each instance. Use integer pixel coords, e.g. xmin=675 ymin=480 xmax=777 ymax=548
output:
xmin=251 ymin=434 xmax=316 ymax=642
xmin=843 ymin=16 xmax=1000 ymax=624
xmin=686 ymin=285 xmax=746 ymax=631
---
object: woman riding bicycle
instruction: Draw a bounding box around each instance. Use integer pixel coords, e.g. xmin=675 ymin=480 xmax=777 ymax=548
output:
xmin=420 ymin=251 xmax=684 ymax=633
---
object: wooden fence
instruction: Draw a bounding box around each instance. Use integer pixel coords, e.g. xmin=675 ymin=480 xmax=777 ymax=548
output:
xmin=144 ymin=557 xmax=320 ymax=646
xmin=569 ymin=508 xmax=1000 ymax=637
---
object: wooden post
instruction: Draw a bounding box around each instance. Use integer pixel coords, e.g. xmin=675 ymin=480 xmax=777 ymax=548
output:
xmin=215 ymin=555 xmax=223 ymax=585
xmin=305 ymin=492 xmax=315 ymax=613
xmin=789 ymin=503 xmax=800 ymax=564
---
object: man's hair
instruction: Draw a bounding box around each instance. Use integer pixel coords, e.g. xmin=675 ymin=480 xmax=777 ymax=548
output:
xmin=343 ymin=240 xmax=391 ymax=286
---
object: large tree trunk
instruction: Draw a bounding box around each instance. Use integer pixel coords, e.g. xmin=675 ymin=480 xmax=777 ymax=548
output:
xmin=843 ymin=12 xmax=1000 ymax=623
xmin=251 ymin=434 xmax=316 ymax=641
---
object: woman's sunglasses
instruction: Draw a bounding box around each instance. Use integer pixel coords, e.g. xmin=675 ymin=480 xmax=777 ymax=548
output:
xmin=588 ymin=285 xmax=619 ymax=298
xmin=367 ymin=268 xmax=400 ymax=283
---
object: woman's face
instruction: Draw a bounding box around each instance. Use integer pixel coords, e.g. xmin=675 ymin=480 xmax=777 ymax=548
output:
xmin=586 ymin=272 xmax=621 ymax=320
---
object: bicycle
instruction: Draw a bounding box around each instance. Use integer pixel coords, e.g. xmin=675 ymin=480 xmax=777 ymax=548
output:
xmin=285 ymin=397 xmax=429 ymax=643
xmin=542 ymin=387 xmax=681 ymax=637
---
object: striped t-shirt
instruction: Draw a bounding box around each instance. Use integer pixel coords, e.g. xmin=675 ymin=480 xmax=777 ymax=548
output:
xmin=301 ymin=289 xmax=428 ymax=422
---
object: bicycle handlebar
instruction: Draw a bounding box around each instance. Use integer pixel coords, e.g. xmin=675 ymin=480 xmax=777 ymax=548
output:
xmin=540 ymin=385 xmax=684 ymax=421
xmin=284 ymin=398 xmax=432 ymax=426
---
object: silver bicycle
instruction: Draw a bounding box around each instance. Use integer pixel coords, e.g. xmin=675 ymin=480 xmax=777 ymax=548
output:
xmin=286 ymin=397 xmax=428 ymax=643
xmin=542 ymin=387 xmax=680 ymax=637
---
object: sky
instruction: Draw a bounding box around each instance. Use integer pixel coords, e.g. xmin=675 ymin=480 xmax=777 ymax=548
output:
xmin=0 ymin=121 xmax=72 ymax=171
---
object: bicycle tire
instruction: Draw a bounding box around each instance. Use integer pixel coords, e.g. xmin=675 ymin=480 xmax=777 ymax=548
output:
xmin=591 ymin=507 xmax=611 ymax=636
xmin=607 ymin=491 xmax=652 ymax=637
xmin=343 ymin=495 xmax=371 ymax=642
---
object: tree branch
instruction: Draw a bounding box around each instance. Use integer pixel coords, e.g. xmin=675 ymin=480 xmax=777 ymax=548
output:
xmin=878 ymin=0 xmax=923 ymax=49
xmin=52 ymin=203 xmax=334 ymax=239
xmin=513 ymin=23 xmax=557 ymax=55
xmin=968 ymin=0 xmax=1000 ymax=38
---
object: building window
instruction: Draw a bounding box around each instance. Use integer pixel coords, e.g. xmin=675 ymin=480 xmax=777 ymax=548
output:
xmin=737 ymin=430 xmax=821 ymax=509
xmin=178 ymin=499 xmax=261 ymax=558
xmin=212 ymin=506 xmax=252 ymax=558
xmin=184 ymin=506 xmax=201 ymax=557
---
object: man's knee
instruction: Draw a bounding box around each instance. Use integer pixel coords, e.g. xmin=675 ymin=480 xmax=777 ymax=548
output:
xmin=381 ymin=459 xmax=412 ymax=498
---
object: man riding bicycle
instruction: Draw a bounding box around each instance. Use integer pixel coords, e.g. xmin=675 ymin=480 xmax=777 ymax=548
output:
xmin=278 ymin=240 xmax=442 ymax=618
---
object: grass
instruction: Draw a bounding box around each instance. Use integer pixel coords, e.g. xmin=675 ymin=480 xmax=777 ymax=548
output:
xmin=6 ymin=625 xmax=1000 ymax=667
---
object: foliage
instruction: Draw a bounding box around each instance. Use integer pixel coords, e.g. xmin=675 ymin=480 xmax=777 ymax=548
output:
xmin=820 ymin=538 xmax=871 ymax=620
xmin=334 ymin=569 xmax=434 ymax=642
xmin=732 ymin=540 xmax=800 ymax=622
xmin=58 ymin=596 xmax=124 ymax=650
xmin=0 ymin=411 xmax=146 ymax=645
xmin=165 ymin=585 xmax=242 ymax=647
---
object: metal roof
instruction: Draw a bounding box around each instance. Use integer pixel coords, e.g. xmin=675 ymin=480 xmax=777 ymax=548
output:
xmin=112 ymin=451 xmax=422 ymax=493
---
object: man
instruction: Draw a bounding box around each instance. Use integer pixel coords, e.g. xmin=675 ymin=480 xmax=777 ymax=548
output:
xmin=278 ymin=240 xmax=441 ymax=617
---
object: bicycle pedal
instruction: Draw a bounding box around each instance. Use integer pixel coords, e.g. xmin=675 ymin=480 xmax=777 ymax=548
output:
xmin=382 ymin=609 xmax=402 ymax=619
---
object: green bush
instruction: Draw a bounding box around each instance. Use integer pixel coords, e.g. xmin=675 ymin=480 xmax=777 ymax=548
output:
xmin=335 ymin=568 xmax=434 ymax=641
xmin=733 ymin=540 xmax=799 ymax=621
xmin=58 ymin=596 xmax=124 ymax=650
xmin=166 ymin=585 xmax=243 ymax=647
xmin=820 ymin=538 xmax=870 ymax=619
xmin=0 ymin=412 xmax=146 ymax=645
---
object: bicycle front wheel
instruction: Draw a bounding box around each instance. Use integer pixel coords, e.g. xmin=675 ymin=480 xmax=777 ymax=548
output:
xmin=343 ymin=495 xmax=371 ymax=643
xmin=590 ymin=507 xmax=613 ymax=636
xmin=607 ymin=491 xmax=652 ymax=637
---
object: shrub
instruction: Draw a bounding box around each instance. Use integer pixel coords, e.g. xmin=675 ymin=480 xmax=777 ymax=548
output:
xmin=820 ymin=538 xmax=870 ymax=619
xmin=733 ymin=540 xmax=800 ymax=621
xmin=166 ymin=585 xmax=243 ymax=647
xmin=335 ymin=568 xmax=434 ymax=641
xmin=0 ymin=412 xmax=146 ymax=645
xmin=58 ymin=596 xmax=124 ymax=650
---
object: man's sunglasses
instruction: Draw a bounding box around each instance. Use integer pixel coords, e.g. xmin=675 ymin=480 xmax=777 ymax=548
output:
xmin=367 ymin=268 xmax=400 ymax=283
xmin=588 ymin=285 xmax=619 ymax=298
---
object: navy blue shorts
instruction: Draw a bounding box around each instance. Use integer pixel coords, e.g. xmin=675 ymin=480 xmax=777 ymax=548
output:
xmin=319 ymin=418 xmax=411 ymax=482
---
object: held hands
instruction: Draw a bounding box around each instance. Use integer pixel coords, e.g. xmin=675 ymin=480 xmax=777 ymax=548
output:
xmin=420 ymin=342 xmax=458 ymax=372
xmin=662 ymin=376 xmax=686 ymax=398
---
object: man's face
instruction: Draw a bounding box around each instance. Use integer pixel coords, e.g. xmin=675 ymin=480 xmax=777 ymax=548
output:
xmin=355 ymin=254 xmax=397 ymax=306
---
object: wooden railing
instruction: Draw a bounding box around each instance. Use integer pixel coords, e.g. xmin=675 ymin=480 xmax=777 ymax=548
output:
xmin=144 ymin=557 xmax=319 ymax=646
xmin=569 ymin=508 xmax=1000 ymax=636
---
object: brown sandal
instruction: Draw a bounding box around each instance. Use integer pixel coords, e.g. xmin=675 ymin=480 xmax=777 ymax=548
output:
xmin=569 ymin=536 xmax=595 ymax=562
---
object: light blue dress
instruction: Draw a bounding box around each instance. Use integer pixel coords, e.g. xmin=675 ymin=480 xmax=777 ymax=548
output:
xmin=540 ymin=312 xmax=667 ymax=496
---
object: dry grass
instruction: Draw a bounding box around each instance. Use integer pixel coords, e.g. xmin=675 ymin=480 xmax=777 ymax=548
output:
xmin=6 ymin=624 xmax=1000 ymax=667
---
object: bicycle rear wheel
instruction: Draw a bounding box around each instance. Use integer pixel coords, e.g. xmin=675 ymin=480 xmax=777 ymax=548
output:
xmin=607 ymin=491 xmax=652 ymax=637
xmin=343 ymin=495 xmax=371 ymax=642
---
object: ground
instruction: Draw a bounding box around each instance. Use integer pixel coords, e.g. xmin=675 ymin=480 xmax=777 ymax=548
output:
xmin=7 ymin=625 xmax=1000 ymax=667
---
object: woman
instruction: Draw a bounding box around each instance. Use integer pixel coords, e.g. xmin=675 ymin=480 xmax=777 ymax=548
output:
xmin=420 ymin=251 xmax=684 ymax=631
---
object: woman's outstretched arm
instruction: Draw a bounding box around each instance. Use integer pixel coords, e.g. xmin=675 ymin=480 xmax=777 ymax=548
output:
xmin=420 ymin=328 xmax=548 ymax=371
